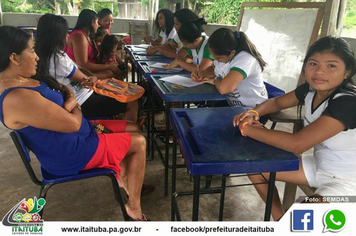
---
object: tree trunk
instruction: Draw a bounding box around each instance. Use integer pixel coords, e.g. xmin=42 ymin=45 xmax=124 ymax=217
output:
xmin=67 ymin=0 xmax=80 ymax=15
xmin=324 ymin=0 xmax=348 ymax=36
xmin=166 ymin=0 xmax=176 ymax=11
xmin=55 ymin=1 xmax=61 ymax=15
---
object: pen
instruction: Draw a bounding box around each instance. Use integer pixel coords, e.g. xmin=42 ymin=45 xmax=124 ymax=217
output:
xmin=196 ymin=58 xmax=200 ymax=77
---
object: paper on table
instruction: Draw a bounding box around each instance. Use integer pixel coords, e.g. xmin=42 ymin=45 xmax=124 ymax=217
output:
xmin=159 ymin=75 xmax=202 ymax=87
xmin=150 ymin=62 xmax=168 ymax=68
xmin=134 ymin=44 xmax=150 ymax=49
xmin=150 ymin=62 xmax=183 ymax=71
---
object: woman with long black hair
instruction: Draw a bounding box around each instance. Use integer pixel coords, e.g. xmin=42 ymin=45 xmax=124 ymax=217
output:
xmin=36 ymin=14 xmax=138 ymax=122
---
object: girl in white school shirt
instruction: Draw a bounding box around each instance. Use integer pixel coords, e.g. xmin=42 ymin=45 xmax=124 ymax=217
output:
xmin=193 ymin=28 xmax=268 ymax=113
xmin=144 ymin=9 xmax=175 ymax=46
xmin=233 ymin=36 xmax=356 ymax=221
xmin=163 ymin=18 xmax=213 ymax=72
xmin=146 ymin=8 xmax=199 ymax=59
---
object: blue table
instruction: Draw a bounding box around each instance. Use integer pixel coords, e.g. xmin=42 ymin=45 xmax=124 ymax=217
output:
xmin=169 ymin=107 xmax=299 ymax=221
xmin=132 ymin=53 xmax=167 ymax=61
xmin=124 ymin=45 xmax=150 ymax=83
xmin=147 ymin=74 xmax=226 ymax=196
xmin=137 ymin=61 xmax=188 ymax=81
xmin=124 ymin=45 xmax=147 ymax=56
xmin=125 ymin=45 xmax=172 ymax=83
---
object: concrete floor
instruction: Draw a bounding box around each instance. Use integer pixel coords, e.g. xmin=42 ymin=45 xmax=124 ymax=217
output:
xmin=0 ymin=115 xmax=306 ymax=221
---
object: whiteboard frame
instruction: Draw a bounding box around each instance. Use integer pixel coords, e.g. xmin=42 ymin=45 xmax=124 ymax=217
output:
xmin=236 ymin=2 xmax=329 ymax=88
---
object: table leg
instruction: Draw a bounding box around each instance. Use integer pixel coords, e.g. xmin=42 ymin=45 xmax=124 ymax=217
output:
xmin=164 ymin=102 xmax=171 ymax=197
xmin=219 ymin=175 xmax=227 ymax=221
xmin=131 ymin=61 xmax=136 ymax=83
xmin=264 ymin=172 xmax=276 ymax=221
xmin=150 ymin=85 xmax=155 ymax=160
xmin=146 ymin=81 xmax=151 ymax=158
xmin=171 ymin=134 xmax=177 ymax=221
xmin=192 ymin=175 xmax=201 ymax=221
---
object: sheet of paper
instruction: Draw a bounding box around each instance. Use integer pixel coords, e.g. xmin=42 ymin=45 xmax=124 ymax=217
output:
xmin=150 ymin=62 xmax=169 ymax=68
xmin=150 ymin=63 xmax=183 ymax=73
xmin=159 ymin=75 xmax=202 ymax=87
xmin=134 ymin=44 xmax=149 ymax=49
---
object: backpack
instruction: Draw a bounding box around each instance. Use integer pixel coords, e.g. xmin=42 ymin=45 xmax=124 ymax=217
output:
xmin=93 ymin=78 xmax=144 ymax=103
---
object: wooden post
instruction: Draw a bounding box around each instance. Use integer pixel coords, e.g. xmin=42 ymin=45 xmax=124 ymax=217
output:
xmin=322 ymin=0 xmax=347 ymax=37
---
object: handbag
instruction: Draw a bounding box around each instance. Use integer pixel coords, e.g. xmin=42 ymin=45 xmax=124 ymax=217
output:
xmin=93 ymin=78 xmax=145 ymax=103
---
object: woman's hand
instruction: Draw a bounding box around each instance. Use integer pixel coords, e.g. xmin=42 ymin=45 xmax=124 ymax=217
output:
xmin=143 ymin=35 xmax=151 ymax=44
xmin=146 ymin=46 xmax=157 ymax=55
xmin=163 ymin=59 xmax=180 ymax=68
xmin=202 ymin=77 xmax=214 ymax=85
xmin=81 ymin=75 xmax=97 ymax=89
xmin=191 ymin=71 xmax=203 ymax=82
xmin=108 ymin=65 xmax=124 ymax=79
xmin=233 ymin=110 xmax=260 ymax=127
xmin=63 ymin=95 xmax=79 ymax=112
xmin=236 ymin=115 xmax=264 ymax=137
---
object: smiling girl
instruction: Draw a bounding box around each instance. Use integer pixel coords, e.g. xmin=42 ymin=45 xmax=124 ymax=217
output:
xmin=144 ymin=9 xmax=175 ymax=46
xmin=233 ymin=36 xmax=356 ymax=221
xmin=146 ymin=8 xmax=199 ymax=59
xmin=98 ymin=8 xmax=114 ymax=34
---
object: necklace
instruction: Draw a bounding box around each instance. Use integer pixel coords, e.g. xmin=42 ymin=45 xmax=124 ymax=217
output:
xmin=0 ymin=78 xmax=30 ymax=83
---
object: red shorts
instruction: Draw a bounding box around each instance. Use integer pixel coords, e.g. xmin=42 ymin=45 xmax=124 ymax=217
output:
xmin=83 ymin=120 xmax=131 ymax=179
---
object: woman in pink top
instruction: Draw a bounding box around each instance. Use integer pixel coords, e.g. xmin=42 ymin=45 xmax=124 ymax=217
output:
xmin=66 ymin=9 xmax=124 ymax=79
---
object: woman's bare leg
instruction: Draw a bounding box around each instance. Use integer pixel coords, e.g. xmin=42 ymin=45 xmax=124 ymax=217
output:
xmin=118 ymin=122 xmax=140 ymax=194
xmin=122 ymin=100 xmax=138 ymax=123
xmin=125 ymin=122 xmax=140 ymax=133
xmin=122 ymin=133 xmax=146 ymax=219
xmin=248 ymin=158 xmax=309 ymax=221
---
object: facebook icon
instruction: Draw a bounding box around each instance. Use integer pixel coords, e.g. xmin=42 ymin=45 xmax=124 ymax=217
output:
xmin=292 ymin=210 xmax=314 ymax=231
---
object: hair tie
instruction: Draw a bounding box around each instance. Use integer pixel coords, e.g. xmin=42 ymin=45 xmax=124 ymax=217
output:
xmin=235 ymin=31 xmax=240 ymax=39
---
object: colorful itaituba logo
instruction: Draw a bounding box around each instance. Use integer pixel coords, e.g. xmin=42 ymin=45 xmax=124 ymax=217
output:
xmin=2 ymin=197 xmax=46 ymax=227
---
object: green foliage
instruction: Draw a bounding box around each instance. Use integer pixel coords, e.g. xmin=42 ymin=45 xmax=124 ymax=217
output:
xmin=344 ymin=0 xmax=356 ymax=29
xmin=201 ymin=0 xmax=242 ymax=25
xmin=141 ymin=0 xmax=149 ymax=6
xmin=2 ymin=0 xmax=95 ymax=14
xmin=1 ymin=0 xmax=355 ymax=32
xmin=2 ymin=0 xmax=34 ymax=13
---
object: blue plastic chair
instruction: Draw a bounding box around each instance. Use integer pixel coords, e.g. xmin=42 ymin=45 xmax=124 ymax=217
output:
xmin=263 ymin=81 xmax=303 ymax=130
xmin=264 ymin=81 xmax=285 ymax=99
xmin=10 ymin=131 xmax=129 ymax=221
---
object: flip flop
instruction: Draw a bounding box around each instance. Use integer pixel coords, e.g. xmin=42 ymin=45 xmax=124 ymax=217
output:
xmin=128 ymin=214 xmax=148 ymax=221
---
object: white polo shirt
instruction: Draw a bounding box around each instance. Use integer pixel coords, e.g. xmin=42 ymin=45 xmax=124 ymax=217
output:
xmin=213 ymin=51 xmax=267 ymax=109
xmin=49 ymin=51 xmax=93 ymax=105
xmin=159 ymin=28 xmax=176 ymax=45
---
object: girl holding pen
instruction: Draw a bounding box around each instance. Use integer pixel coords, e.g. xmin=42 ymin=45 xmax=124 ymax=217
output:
xmin=233 ymin=36 xmax=356 ymax=220
xmin=163 ymin=18 xmax=214 ymax=73
xmin=193 ymin=28 xmax=268 ymax=112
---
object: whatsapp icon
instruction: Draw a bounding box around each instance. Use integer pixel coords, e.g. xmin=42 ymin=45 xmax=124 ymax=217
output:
xmin=323 ymin=209 xmax=346 ymax=232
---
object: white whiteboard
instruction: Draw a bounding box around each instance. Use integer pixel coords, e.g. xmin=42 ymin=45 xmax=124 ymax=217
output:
xmin=239 ymin=9 xmax=318 ymax=92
